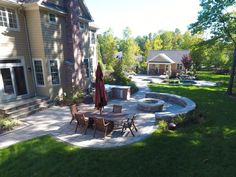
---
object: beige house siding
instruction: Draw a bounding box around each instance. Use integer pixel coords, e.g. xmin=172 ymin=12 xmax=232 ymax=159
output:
xmin=40 ymin=9 xmax=66 ymax=98
xmin=0 ymin=4 xmax=35 ymax=97
xmin=25 ymin=8 xmax=48 ymax=97
xmin=171 ymin=63 xmax=177 ymax=74
xmin=79 ymin=22 xmax=94 ymax=88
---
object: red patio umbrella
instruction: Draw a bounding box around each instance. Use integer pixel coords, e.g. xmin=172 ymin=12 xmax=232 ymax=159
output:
xmin=95 ymin=63 xmax=107 ymax=114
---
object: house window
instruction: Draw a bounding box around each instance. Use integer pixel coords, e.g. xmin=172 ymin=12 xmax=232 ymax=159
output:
xmin=165 ymin=65 xmax=169 ymax=71
xmin=177 ymin=64 xmax=183 ymax=70
xmin=33 ymin=59 xmax=45 ymax=86
xmin=84 ymin=58 xmax=90 ymax=78
xmin=49 ymin=59 xmax=60 ymax=85
xmin=0 ymin=6 xmax=18 ymax=30
xmin=48 ymin=13 xmax=57 ymax=24
xmin=91 ymin=31 xmax=96 ymax=44
xmin=79 ymin=22 xmax=85 ymax=30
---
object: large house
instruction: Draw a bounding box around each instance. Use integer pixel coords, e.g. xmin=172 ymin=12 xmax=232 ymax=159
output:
xmin=147 ymin=50 xmax=190 ymax=76
xmin=0 ymin=0 xmax=98 ymax=103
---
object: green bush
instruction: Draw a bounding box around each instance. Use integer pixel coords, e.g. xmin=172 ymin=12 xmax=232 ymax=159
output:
xmin=158 ymin=120 xmax=168 ymax=132
xmin=0 ymin=118 xmax=20 ymax=132
xmin=104 ymin=60 xmax=139 ymax=94
xmin=55 ymin=89 xmax=85 ymax=106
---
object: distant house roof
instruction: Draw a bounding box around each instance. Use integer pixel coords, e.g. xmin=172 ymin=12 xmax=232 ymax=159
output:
xmin=147 ymin=50 xmax=190 ymax=64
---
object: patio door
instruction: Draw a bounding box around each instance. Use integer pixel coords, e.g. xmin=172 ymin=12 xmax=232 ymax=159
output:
xmin=0 ymin=58 xmax=29 ymax=102
xmin=13 ymin=66 xmax=27 ymax=96
xmin=0 ymin=68 xmax=16 ymax=100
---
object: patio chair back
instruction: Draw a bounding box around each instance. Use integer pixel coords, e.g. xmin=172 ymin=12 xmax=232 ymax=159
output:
xmin=74 ymin=113 xmax=89 ymax=134
xmin=70 ymin=104 xmax=78 ymax=124
xmin=122 ymin=114 xmax=138 ymax=136
xmin=93 ymin=118 xmax=113 ymax=138
xmin=113 ymin=105 xmax=122 ymax=113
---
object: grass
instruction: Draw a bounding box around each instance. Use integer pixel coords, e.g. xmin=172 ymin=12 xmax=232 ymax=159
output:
xmin=0 ymin=71 xmax=236 ymax=177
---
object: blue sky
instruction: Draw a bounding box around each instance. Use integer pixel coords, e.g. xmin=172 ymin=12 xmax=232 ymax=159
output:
xmin=85 ymin=0 xmax=201 ymax=38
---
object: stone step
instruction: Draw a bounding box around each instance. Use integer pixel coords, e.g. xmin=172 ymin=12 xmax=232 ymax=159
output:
xmin=9 ymin=101 xmax=54 ymax=119
xmin=6 ymin=100 xmax=53 ymax=116
xmin=0 ymin=97 xmax=50 ymax=114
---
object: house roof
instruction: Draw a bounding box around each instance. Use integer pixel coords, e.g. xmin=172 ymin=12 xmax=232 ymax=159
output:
xmin=147 ymin=50 xmax=190 ymax=64
xmin=41 ymin=1 xmax=66 ymax=14
xmin=9 ymin=0 xmax=93 ymax=21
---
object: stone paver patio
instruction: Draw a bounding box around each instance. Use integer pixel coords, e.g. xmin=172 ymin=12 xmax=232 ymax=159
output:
xmin=0 ymin=75 xmax=160 ymax=149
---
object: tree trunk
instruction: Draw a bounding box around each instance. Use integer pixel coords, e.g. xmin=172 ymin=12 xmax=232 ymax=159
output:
xmin=227 ymin=47 xmax=236 ymax=95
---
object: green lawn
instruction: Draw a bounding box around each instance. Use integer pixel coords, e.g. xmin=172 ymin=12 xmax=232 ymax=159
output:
xmin=0 ymin=72 xmax=236 ymax=177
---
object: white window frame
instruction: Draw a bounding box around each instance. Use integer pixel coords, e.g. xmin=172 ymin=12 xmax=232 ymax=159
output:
xmin=0 ymin=6 xmax=20 ymax=32
xmin=48 ymin=59 xmax=61 ymax=86
xmin=165 ymin=64 xmax=169 ymax=71
xmin=83 ymin=58 xmax=90 ymax=78
xmin=48 ymin=13 xmax=57 ymax=25
xmin=177 ymin=64 xmax=183 ymax=70
xmin=0 ymin=56 xmax=29 ymax=99
xmin=79 ymin=21 xmax=85 ymax=30
xmin=154 ymin=64 xmax=159 ymax=73
xmin=90 ymin=31 xmax=96 ymax=45
xmin=32 ymin=58 xmax=45 ymax=87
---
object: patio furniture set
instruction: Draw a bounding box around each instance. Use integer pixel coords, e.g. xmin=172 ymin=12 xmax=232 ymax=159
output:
xmin=69 ymin=104 xmax=138 ymax=138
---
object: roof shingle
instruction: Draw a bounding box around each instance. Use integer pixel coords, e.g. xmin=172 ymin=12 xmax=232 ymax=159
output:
xmin=147 ymin=50 xmax=190 ymax=63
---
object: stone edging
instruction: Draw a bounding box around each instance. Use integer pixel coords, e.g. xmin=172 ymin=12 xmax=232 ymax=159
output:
xmin=145 ymin=92 xmax=196 ymax=121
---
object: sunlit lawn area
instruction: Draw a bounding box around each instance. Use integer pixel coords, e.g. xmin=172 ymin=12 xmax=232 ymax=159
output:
xmin=0 ymin=71 xmax=236 ymax=177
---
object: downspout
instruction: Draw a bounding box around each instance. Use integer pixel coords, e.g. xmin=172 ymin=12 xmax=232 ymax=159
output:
xmin=17 ymin=4 xmax=37 ymax=97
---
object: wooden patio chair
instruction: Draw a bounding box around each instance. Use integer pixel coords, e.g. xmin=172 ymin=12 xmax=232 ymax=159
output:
xmin=93 ymin=118 xmax=113 ymax=138
xmin=74 ymin=113 xmax=89 ymax=134
xmin=69 ymin=104 xmax=78 ymax=124
xmin=122 ymin=114 xmax=138 ymax=136
xmin=113 ymin=105 xmax=122 ymax=113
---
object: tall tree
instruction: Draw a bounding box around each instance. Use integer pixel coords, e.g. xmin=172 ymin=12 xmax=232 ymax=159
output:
xmin=120 ymin=27 xmax=140 ymax=71
xmin=189 ymin=0 xmax=236 ymax=95
xmin=152 ymin=35 xmax=163 ymax=50
xmin=160 ymin=31 xmax=173 ymax=49
xmin=172 ymin=28 xmax=183 ymax=49
xmin=97 ymin=29 xmax=117 ymax=70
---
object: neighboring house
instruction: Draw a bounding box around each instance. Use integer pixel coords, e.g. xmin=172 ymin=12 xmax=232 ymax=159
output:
xmin=147 ymin=50 xmax=190 ymax=76
xmin=0 ymin=0 xmax=98 ymax=103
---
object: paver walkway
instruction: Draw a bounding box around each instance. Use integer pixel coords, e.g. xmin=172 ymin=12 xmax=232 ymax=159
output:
xmin=0 ymin=75 xmax=161 ymax=149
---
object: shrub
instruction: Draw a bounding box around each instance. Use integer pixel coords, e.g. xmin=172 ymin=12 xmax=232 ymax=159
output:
xmin=0 ymin=118 xmax=20 ymax=133
xmin=55 ymin=89 xmax=85 ymax=106
xmin=104 ymin=60 xmax=139 ymax=94
xmin=158 ymin=120 xmax=168 ymax=132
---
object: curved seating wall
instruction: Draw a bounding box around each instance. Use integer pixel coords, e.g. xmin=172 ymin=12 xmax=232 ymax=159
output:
xmin=145 ymin=92 xmax=196 ymax=121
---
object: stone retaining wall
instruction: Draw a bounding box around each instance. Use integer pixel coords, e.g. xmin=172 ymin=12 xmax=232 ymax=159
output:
xmin=145 ymin=92 xmax=196 ymax=121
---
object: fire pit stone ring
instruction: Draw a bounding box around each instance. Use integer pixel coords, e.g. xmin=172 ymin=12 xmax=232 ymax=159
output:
xmin=137 ymin=98 xmax=165 ymax=112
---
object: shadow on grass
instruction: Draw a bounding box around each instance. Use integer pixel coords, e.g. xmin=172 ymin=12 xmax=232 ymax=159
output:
xmin=1 ymin=128 xmax=236 ymax=177
xmin=1 ymin=80 xmax=236 ymax=177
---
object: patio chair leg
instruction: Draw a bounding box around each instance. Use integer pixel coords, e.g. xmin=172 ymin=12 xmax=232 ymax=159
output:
xmin=84 ymin=125 xmax=88 ymax=135
xmin=93 ymin=127 xmax=97 ymax=137
xmin=129 ymin=127 xmax=135 ymax=136
xmin=132 ymin=123 xmax=138 ymax=132
xmin=122 ymin=125 xmax=125 ymax=133
xmin=70 ymin=118 xmax=73 ymax=124
xmin=75 ymin=122 xmax=79 ymax=133
xmin=104 ymin=127 xmax=108 ymax=139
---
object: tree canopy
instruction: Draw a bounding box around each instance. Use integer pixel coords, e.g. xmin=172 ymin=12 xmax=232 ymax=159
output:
xmin=189 ymin=0 xmax=236 ymax=95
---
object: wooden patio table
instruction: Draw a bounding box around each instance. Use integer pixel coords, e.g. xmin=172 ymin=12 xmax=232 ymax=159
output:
xmin=80 ymin=110 xmax=129 ymax=129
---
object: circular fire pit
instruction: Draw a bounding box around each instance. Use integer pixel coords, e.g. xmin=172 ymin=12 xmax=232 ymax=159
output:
xmin=137 ymin=98 xmax=165 ymax=112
